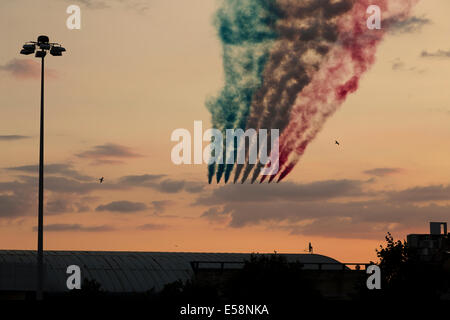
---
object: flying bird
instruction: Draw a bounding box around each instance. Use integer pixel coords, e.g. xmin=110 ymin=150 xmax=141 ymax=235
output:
xmin=99 ymin=177 xmax=104 ymax=184
xmin=335 ymin=140 xmax=340 ymax=146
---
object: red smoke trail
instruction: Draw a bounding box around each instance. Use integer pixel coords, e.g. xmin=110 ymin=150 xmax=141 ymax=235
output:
xmin=270 ymin=0 xmax=418 ymax=182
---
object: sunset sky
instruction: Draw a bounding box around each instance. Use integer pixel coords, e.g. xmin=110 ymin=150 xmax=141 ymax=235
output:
xmin=1 ymin=0 xmax=450 ymax=263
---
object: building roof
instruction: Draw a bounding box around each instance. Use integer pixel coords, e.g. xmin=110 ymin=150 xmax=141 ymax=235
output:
xmin=0 ymin=250 xmax=344 ymax=293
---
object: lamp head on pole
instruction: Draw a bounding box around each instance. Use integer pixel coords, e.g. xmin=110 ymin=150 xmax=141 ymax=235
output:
xmin=20 ymin=44 xmax=35 ymax=55
xmin=35 ymin=50 xmax=47 ymax=58
xmin=20 ymin=35 xmax=66 ymax=58
xmin=37 ymin=35 xmax=49 ymax=44
xmin=50 ymin=46 xmax=65 ymax=56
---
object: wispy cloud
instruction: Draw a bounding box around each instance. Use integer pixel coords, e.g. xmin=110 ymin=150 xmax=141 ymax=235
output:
xmin=421 ymin=49 xmax=450 ymax=58
xmin=66 ymin=0 xmax=150 ymax=12
xmin=0 ymin=174 xmax=105 ymax=218
xmin=428 ymin=107 xmax=450 ymax=116
xmin=95 ymin=200 xmax=148 ymax=213
xmin=44 ymin=176 xmax=120 ymax=194
xmin=0 ymin=162 xmax=204 ymax=220
xmin=150 ymin=200 xmax=173 ymax=214
xmin=137 ymin=223 xmax=169 ymax=231
xmin=119 ymin=174 xmax=167 ymax=186
xmin=0 ymin=193 xmax=34 ymax=219
xmin=363 ymin=168 xmax=403 ymax=177
xmin=33 ymin=223 xmax=115 ymax=232
xmin=0 ymin=59 xmax=57 ymax=79
xmin=201 ymin=200 xmax=450 ymax=239
xmin=0 ymin=177 xmax=37 ymax=219
xmin=68 ymin=0 xmax=109 ymax=9
xmin=119 ymin=174 xmax=205 ymax=194
xmin=0 ymin=135 xmax=31 ymax=141
xmin=390 ymin=58 xmax=425 ymax=74
xmin=6 ymin=163 xmax=93 ymax=182
xmin=197 ymin=179 xmax=450 ymax=239
xmin=45 ymin=197 xmax=91 ymax=215
xmin=388 ymin=15 xmax=431 ymax=34
xmin=196 ymin=180 xmax=368 ymax=206
xmin=388 ymin=184 xmax=450 ymax=203
xmin=76 ymin=143 xmax=142 ymax=165
xmin=201 ymin=207 xmax=229 ymax=223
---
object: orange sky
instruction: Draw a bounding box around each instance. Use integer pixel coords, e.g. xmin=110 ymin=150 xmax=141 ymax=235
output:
xmin=1 ymin=0 xmax=450 ymax=263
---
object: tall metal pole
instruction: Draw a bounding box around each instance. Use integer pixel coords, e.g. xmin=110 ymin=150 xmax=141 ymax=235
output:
xmin=37 ymin=55 xmax=45 ymax=301
xmin=21 ymin=35 xmax=65 ymax=301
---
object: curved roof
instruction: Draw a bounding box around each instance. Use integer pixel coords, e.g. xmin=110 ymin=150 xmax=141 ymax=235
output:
xmin=0 ymin=250 xmax=344 ymax=293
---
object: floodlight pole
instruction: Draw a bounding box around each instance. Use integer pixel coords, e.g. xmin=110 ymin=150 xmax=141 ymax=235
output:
xmin=37 ymin=53 xmax=45 ymax=301
xmin=20 ymin=35 xmax=65 ymax=301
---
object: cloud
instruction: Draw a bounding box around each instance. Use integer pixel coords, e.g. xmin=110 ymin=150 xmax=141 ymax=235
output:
xmin=95 ymin=200 xmax=147 ymax=213
xmin=196 ymin=179 xmax=368 ymax=206
xmin=150 ymin=200 xmax=173 ymax=214
xmin=90 ymin=159 xmax=124 ymax=165
xmin=6 ymin=168 xmax=203 ymax=196
xmin=44 ymin=176 xmax=121 ymax=194
xmin=9 ymin=174 xmax=122 ymax=195
xmin=0 ymin=179 xmax=36 ymax=218
xmin=390 ymin=59 xmax=425 ymax=74
xmin=119 ymin=174 xmax=205 ymax=194
xmin=392 ymin=60 xmax=405 ymax=71
xmin=137 ymin=223 xmax=169 ymax=231
xmin=363 ymin=168 xmax=403 ymax=177
xmin=285 ymin=218 xmax=403 ymax=239
xmin=184 ymin=181 xmax=205 ymax=193
xmin=33 ymin=224 xmax=114 ymax=232
xmin=156 ymin=179 xmax=185 ymax=193
xmin=152 ymin=179 xmax=205 ymax=194
xmin=119 ymin=174 xmax=166 ymax=186
xmin=196 ymin=178 xmax=450 ymax=239
xmin=0 ymin=135 xmax=31 ymax=141
xmin=388 ymin=15 xmax=431 ymax=34
xmin=421 ymin=49 xmax=450 ymax=58
xmin=68 ymin=0 xmax=110 ymax=9
xmin=388 ymin=184 xmax=450 ymax=203
xmin=67 ymin=0 xmax=150 ymax=12
xmin=0 ymin=174 xmax=102 ymax=218
xmin=0 ymin=59 xmax=57 ymax=79
xmin=201 ymin=207 xmax=229 ymax=223
xmin=0 ymin=165 xmax=204 ymax=219
xmin=0 ymin=193 xmax=34 ymax=218
xmin=46 ymin=198 xmax=75 ymax=215
xmin=6 ymin=163 xmax=93 ymax=182
xmin=0 ymin=168 xmax=202 ymax=220
xmin=428 ymin=107 xmax=450 ymax=115
xmin=45 ymin=196 xmax=91 ymax=215
xmin=204 ymin=200 xmax=450 ymax=239
xmin=0 ymin=166 xmax=122 ymax=218
xmin=74 ymin=203 xmax=91 ymax=213
xmin=76 ymin=143 xmax=142 ymax=165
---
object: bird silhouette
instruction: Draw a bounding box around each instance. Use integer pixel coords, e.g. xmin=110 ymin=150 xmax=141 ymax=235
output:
xmin=99 ymin=177 xmax=104 ymax=184
xmin=335 ymin=140 xmax=340 ymax=146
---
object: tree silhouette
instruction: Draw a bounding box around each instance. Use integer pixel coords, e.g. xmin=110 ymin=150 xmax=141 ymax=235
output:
xmin=223 ymin=253 xmax=321 ymax=303
xmin=376 ymin=232 xmax=409 ymax=287
xmin=361 ymin=232 xmax=450 ymax=301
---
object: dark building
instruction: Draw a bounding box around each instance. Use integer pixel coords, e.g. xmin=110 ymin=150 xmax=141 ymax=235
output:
xmin=407 ymin=222 xmax=449 ymax=262
xmin=0 ymin=250 xmax=366 ymax=300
